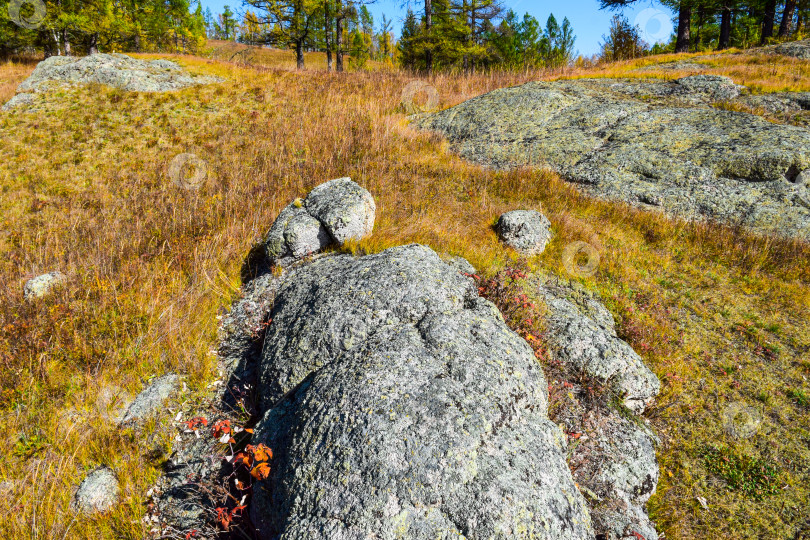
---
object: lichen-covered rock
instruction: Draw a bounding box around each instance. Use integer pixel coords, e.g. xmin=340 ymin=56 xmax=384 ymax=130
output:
xmin=71 ymin=466 xmax=119 ymax=515
xmin=3 ymin=53 xmax=223 ymax=111
xmin=674 ymin=74 xmax=743 ymax=100
xmin=567 ymin=411 xmax=659 ymax=540
xmin=305 ymin=177 xmax=376 ymax=244
xmin=23 ymin=271 xmax=67 ymax=300
xmin=416 ymin=78 xmax=810 ymax=239
xmin=497 ymin=210 xmax=552 ymax=255
xmin=265 ymin=202 xmax=332 ymax=267
xmin=120 ymin=373 xmax=179 ymax=425
xmin=250 ymin=244 xmax=593 ymax=539
xmin=539 ymin=283 xmax=660 ymax=414
xmin=775 ymin=40 xmax=810 ymax=59
xmin=264 ymin=178 xmax=375 ymax=267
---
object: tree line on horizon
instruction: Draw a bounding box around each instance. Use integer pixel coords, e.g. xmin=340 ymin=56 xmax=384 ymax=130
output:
xmin=602 ymin=0 xmax=807 ymax=52
xmin=204 ymin=0 xmax=576 ymax=72
xmin=0 ymin=0 xmax=207 ymax=57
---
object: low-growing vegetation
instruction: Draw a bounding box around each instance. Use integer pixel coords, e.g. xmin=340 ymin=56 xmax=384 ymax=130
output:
xmin=0 ymin=44 xmax=808 ymax=539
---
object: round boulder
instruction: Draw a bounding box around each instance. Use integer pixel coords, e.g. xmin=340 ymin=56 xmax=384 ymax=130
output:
xmin=304 ymin=177 xmax=376 ymax=245
xmin=496 ymin=209 xmax=552 ymax=255
xmin=263 ymin=178 xmax=376 ymax=268
xmin=71 ymin=466 xmax=120 ymax=515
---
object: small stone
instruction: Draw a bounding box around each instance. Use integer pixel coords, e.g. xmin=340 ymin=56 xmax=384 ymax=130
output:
xmin=496 ymin=209 xmax=552 ymax=255
xmin=71 ymin=467 xmax=119 ymax=515
xmin=120 ymin=374 xmax=179 ymax=425
xmin=23 ymin=271 xmax=67 ymax=300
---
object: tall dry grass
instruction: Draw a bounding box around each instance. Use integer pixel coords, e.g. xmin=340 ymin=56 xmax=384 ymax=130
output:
xmin=0 ymin=47 xmax=808 ymax=538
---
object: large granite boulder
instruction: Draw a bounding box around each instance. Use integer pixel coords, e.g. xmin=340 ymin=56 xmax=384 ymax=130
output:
xmin=250 ymin=244 xmax=593 ymax=539
xmin=264 ymin=178 xmax=375 ymax=267
xmin=2 ymin=53 xmax=223 ymax=112
xmin=416 ymin=78 xmax=810 ymax=239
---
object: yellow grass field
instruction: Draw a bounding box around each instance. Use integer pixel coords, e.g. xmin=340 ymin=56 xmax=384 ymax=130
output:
xmin=0 ymin=43 xmax=808 ymax=538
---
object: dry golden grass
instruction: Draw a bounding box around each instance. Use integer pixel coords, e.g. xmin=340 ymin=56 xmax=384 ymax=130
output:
xmin=0 ymin=46 xmax=808 ymax=539
xmin=566 ymin=48 xmax=810 ymax=93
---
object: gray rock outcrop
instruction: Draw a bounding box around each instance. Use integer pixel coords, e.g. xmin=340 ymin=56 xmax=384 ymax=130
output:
xmin=416 ymin=78 xmax=810 ymax=239
xmin=120 ymin=373 xmax=179 ymax=425
xmin=497 ymin=209 xmax=553 ymax=255
xmin=539 ymin=280 xmax=661 ymax=539
xmin=774 ymin=39 xmax=810 ymax=59
xmin=265 ymin=178 xmax=375 ymax=267
xmin=23 ymin=271 xmax=67 ymax=300
xmin=3 ymin=53 xmax=223 ymax=111
xmin=71 ymin=466 xmax=119 ymax=515
xmin=539 ymin=282 xmax=660 ymax=414
xmin=250 ymin=244 xmax=593 ymax=539
xmin=566 ymin=410 xmax=659 ymax=540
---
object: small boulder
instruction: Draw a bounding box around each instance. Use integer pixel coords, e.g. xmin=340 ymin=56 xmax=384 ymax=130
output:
xmin=265 ymin=202 xmax=332 ymax=267
xmin=119 ymin=373 xmax=179 ymax=425
xmin=71 ymin=466 xmax=119 ymax=515
xmin=304 ymin=177 xmax=376 ymax=245
xmin=264 ymin=178 xmax=375 ymax=267
xmin=23 ymin=271 xmax=67 ymax=300
xmin=496 ymin=209 xmax=552 ymax=255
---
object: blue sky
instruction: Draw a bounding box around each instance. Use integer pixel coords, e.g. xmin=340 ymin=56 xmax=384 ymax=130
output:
xmin=201 ymin=0 xmax=675 ymax=57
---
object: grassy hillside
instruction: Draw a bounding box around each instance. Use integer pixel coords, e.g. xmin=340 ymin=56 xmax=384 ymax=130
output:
xmin=0 ymin=45 xmax=808 ymax=539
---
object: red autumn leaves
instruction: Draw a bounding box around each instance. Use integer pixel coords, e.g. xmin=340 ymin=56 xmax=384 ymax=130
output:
xmin=232 ymin=443 xmax=273 ymax=482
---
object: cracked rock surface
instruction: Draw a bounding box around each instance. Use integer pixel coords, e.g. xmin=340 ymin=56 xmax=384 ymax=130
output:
xmin=416 ymin=77 xmax=810 ymax=238
xmin=250 ymin=244 xmax=593 ymax=539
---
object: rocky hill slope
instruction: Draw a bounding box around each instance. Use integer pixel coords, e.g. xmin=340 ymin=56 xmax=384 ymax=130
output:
xmin=416 ymin=75 xmax=810 ymax=239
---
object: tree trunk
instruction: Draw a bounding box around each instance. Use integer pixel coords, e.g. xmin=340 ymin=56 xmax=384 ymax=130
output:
xmin=425 ymin=0 xmax=433 ymax=74
xmin=296 ymin=40 xmax=305 ymax=69
xmin=761 ymin=0 xmax=777 ymax=43
xmin=63 ymin=29 xmax=71 ymax=55
xmin=89 ymin=33 xmax=98 ymax=54
xmin=719 ymin=6 xmax=732 ymax=49
xmin=336 ymin=14 xmax=344 ymax=72
xmin=325 ymin=3 xmax=333 ymax=71
xmin=676 ymin=4 xmax=692 ymax=53
xmin=779 ymin=0 xmax=797 ymax=36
